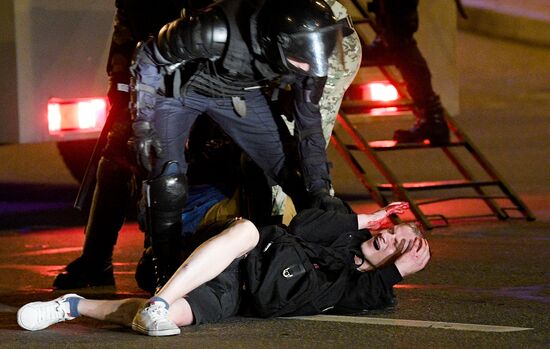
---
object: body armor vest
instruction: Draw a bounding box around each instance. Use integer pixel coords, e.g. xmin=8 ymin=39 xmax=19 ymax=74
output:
xmin=182 ymin=0 xmax=271 ymax=97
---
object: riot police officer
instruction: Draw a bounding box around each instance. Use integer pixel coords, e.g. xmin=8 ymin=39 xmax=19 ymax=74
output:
xmin=130 ymin=0 xmax=354 ymax=290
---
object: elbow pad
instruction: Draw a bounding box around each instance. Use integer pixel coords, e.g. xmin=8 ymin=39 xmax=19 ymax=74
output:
xmin=157 ymin=8 xmax=228 ymax=63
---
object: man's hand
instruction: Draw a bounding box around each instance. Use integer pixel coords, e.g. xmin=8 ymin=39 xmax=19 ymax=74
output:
xmin=358 ymin=201 xmax=409 ymax=230
xmin=394 ymin=238 xmax=430 ymax=278
xmin=383 ymin=201 xmax=409 ymax=215
xmin=129 ymin=121 xmax=162 ymax=172
xmin=309 ymin=189 xmax=352 ymax=214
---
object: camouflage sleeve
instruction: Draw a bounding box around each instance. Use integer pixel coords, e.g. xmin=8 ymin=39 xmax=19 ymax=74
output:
xmin=319 ymin=0 xmax=362 ymax=143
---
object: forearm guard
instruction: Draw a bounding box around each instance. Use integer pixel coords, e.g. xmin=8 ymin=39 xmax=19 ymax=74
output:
xmin=292 ymin=76 xmax=332 ymax=192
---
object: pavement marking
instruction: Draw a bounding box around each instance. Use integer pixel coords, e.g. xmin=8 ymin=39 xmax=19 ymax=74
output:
xmin=285 ymin=315 xmax=533 ymax=332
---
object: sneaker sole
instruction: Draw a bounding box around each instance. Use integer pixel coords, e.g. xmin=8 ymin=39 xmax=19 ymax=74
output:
xmin=131 ymin=322 xmax=180 ymax=336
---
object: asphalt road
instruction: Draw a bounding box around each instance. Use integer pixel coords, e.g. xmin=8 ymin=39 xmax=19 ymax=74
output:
xmin=0 ymin=31 xmax=549 ymax=348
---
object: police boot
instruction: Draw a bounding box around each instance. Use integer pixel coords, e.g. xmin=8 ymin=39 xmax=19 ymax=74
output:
xmin=143 ymin=161 xmax=188 ymax=294
xmin=53 ymin=158 xmax=132 ymax=289
xmin=393 ymin=95 xmax=450 ymax=145
xmin=135 ymin=247 xmax=156 ymax=294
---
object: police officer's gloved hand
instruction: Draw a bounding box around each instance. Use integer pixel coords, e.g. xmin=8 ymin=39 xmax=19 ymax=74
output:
xmin=309 ymin=188 xmax=353 ymax=214
xmin=129 ymin=120 xmax=162 ymax=172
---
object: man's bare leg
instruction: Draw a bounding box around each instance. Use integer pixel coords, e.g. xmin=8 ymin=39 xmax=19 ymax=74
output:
xmin=17 ymin=219 xmax=259 ymax=334
xmin=132 ymin=218 xmax=259 ymax=335
xmin=157 ymin=219 xmax=259 ymax=304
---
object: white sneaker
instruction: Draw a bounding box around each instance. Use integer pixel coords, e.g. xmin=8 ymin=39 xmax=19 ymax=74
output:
xmin=17 ymin=293 xmax=83 ymax=331
xmin=132 ymin=300 xmax=180 ymax=336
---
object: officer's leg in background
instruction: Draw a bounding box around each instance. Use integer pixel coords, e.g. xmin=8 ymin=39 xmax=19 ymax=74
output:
xmin=376 ymin=0 xmax=449 ymax=144
xmin=391 ymin=40 xmax=449 ymax=145
xmin=53 ymin=122 xmax=136 ymax=289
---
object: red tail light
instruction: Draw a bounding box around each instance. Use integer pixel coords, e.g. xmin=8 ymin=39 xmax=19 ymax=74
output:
xmin=47 ymin=97 xmax=108 ymax=135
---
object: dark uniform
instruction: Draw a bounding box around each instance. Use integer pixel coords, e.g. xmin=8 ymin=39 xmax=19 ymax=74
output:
xmin=130 ymin=0 xmax=353 ymax=290
xmin=365 ymin=0 xmax=450 ymax=145
xmin=53 ymin=0 xmax=213 ymax=289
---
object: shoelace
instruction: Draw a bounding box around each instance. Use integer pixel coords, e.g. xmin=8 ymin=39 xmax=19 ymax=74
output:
xmin=38 ymin=300 xmax=68 ymax=324
xmin=144 ymin=303 xmax=169 ymax=323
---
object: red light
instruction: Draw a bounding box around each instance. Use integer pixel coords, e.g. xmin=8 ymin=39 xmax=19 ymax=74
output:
xmin=363 ymin=82 xmax=399 ymax=102
xmin=369 ymin=139 xmax=398 ymax=147
xmin=47 ymin=103 xmax=62 ymax=132
xmin=369 ymin=107 xmax=399 ymax=116
xmin=78 ymin=99 xmax=107 ymax=129
xmin=48 ymin=97 xmax=108 ymax=135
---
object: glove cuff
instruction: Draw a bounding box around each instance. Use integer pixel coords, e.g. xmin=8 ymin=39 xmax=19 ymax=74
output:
xmin=132 ymin=120 xmax=153 ymax=136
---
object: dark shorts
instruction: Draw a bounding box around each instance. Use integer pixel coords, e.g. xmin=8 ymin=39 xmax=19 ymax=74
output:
xmin=185 ymin=256 xmax=243 ymax=325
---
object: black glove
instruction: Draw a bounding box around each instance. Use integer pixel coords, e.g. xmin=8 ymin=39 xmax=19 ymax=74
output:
xmin=129 ymin=120 xmax=162 ymax=172
xmin=309 ymin=189 xmax=353 ymax=214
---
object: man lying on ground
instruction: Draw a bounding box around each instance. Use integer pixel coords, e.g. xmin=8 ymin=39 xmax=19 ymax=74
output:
xmin=17 ymin=202 xmax=430 ymax=336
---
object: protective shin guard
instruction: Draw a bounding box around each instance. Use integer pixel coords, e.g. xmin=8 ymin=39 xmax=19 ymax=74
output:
xmin=143 ymin=161 xmax=188 ymax=292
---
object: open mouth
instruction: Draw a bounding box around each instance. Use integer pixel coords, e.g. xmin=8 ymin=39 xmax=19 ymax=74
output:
xmin=373 ymin=236 xmax=380 ymax=250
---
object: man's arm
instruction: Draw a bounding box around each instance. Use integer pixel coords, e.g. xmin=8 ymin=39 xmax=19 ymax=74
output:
xmin=334 ymin=238 xmax=430 ymax=313
xmin=333 ymin=265 xmax=403 ymax=313
xmin=357 ymin=202 xmax=409 ymax=231
xmin=288 ymin=208 xmax=359 ymax=244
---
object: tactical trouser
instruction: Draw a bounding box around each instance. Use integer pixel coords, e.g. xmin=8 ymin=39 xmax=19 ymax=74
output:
xmin=148 ymin=89 xmax=327 ymax=198
xmin=366 ymin=0 xmax=448 ymax=144
xmin=53 ymin=121 xmax=135 ymax=288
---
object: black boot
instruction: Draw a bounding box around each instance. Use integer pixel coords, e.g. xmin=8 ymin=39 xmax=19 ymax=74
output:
xmin=135 ymin=247 xmax=156 ymax=294
xmin=53 ymin=256 xmax=115 ymax=289
xmin=393 ymin=95 xmax=450 ymax=145
xmin=53 ymin=158 xmax=132 ymax=289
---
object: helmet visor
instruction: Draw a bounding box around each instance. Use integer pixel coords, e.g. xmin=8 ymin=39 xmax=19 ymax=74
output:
xmin=279 ymin=26 xmax=343 ymax=77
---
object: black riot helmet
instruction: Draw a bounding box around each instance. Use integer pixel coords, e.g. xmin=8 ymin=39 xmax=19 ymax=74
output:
xmin=256 ymin=0 xmax=345 ymax=77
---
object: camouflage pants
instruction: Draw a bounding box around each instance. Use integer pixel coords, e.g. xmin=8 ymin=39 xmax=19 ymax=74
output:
xmin=320 ymin=0 xmax=362 ymax=143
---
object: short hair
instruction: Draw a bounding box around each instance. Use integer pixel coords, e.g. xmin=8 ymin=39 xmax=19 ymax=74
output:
xmin=400 ymin=222 xmax=425 ymax=238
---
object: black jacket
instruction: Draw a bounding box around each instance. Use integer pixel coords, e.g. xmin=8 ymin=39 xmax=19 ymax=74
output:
xmin=255 ymin=209 xmax=403 ymax=316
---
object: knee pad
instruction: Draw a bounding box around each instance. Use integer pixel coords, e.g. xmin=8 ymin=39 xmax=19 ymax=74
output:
xmin=146 ymin=161 xmax=188 ymax=211
xmin=141 ymin=161 xmax=188 ymax=233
